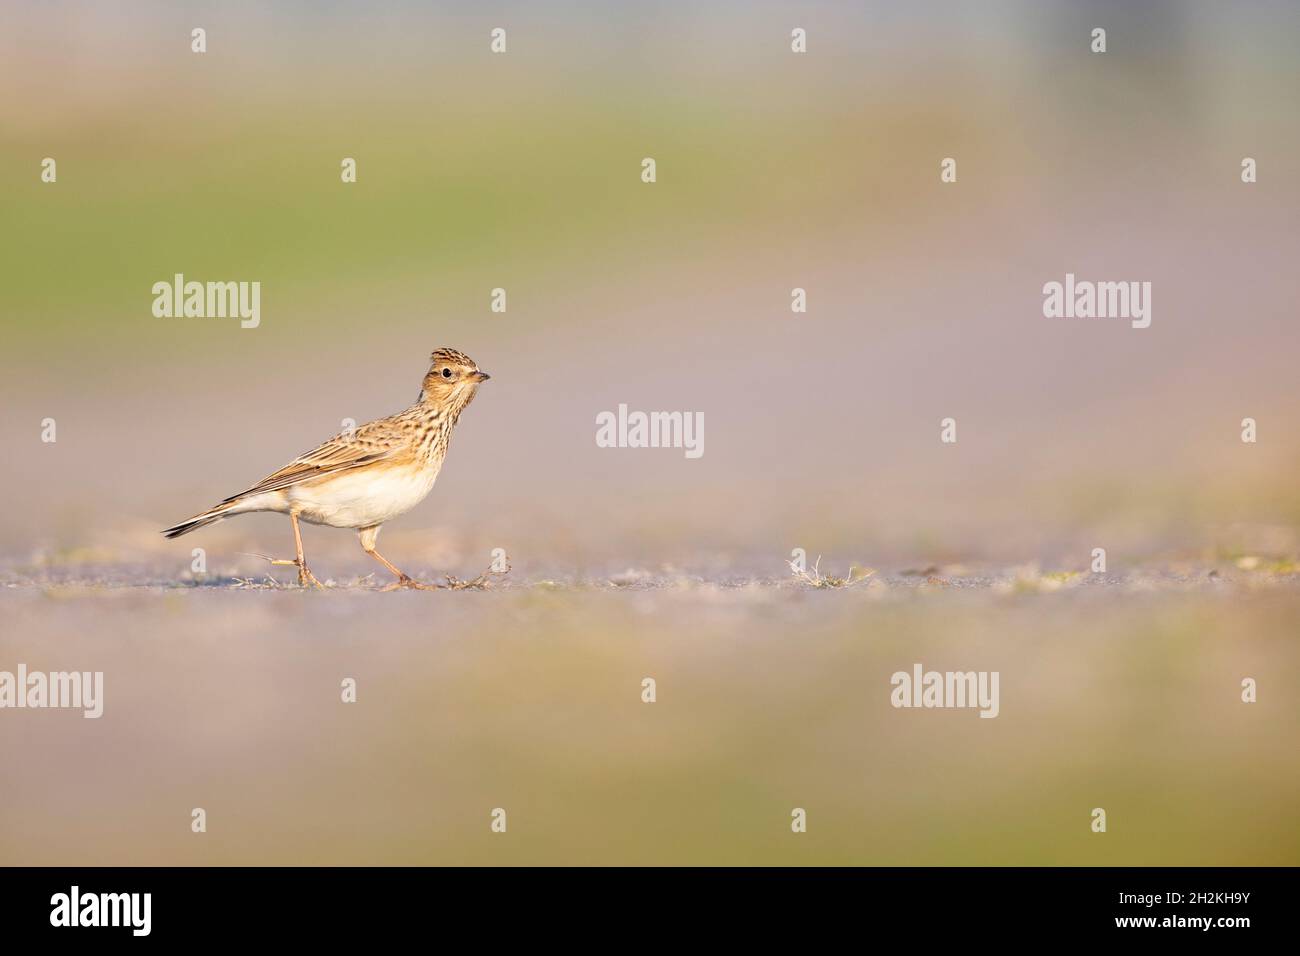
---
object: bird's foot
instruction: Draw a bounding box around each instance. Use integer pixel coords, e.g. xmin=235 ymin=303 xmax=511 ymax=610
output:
xmin=381 ymin=574 xmax=439 ymax=591
xmin=246 ymin=553 xmax=325 ymax=589
xmin=298 ymin=565 xmax=326 ymax=590
xmin=268 ymin=558 xmax=325 ymax=589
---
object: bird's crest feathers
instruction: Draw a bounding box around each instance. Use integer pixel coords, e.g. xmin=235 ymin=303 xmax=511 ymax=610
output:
xmin=429 ymin=347 xmax=475 ymax=368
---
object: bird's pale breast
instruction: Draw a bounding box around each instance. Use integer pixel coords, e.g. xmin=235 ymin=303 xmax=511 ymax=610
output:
xmin=288 ymin=460 xmax=441 ymax=528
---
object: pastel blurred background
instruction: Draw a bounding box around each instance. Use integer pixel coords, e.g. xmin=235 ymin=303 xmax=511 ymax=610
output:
xmin=1 ymin=1 xmax=1297 ymax=865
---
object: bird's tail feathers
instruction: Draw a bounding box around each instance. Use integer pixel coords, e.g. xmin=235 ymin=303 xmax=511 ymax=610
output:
xmin=161 ymin=501 xmax=239 ymax=539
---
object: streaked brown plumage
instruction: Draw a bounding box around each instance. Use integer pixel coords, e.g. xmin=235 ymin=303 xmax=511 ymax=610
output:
xmin=162 ymin=348 xmax=490 ymax=589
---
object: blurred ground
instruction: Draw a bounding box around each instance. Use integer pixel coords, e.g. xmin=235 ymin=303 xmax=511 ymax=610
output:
xmin=1 ymin=560 xmax=1297 ymax=866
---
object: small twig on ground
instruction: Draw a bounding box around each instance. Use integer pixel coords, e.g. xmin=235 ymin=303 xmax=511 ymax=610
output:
xmin=789 ymin=555 xmax=875 ymax=589
xmin=238 ymin=551 xmax=294 ymax=567
xmin=230 ymin=574 xmax=285 ymax=590
xmin=441 ymin=556 xmax=512 ymax=590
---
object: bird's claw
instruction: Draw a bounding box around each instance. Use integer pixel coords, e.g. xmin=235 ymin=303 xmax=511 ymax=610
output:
xmin=290 ymin=560 xmax=325 ymax=589
xmin=249 ymin=554 xmax=324 ymax=589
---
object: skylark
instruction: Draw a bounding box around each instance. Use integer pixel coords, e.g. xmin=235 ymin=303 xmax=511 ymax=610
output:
xmin=162 ymin=348 xmax=490 ymax=590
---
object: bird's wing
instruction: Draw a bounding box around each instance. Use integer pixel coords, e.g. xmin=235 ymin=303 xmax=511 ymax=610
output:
xmin=223 ymin=423 xmax=407 ymax=502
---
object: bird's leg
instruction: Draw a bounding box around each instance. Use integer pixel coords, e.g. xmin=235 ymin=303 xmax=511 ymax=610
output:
xmin=359 ymin=526 xmax=437 ymax=590
xmin=286 ymin=510 xmax=325 ymax=589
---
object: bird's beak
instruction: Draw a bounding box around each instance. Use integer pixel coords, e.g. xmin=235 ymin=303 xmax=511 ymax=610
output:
xmin=470 ymin=370 xmax=491 ymax=383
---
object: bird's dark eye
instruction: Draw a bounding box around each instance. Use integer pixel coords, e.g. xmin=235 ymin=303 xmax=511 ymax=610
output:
xmin=442 ymin=368 xmax=453 ymax=378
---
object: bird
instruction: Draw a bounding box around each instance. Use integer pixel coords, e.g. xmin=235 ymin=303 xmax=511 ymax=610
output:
xmin=162 ymin=347 xmax=490 ymax=590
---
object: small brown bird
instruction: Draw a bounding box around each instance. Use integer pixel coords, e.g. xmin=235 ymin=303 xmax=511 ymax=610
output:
xmin=162 ymin=348 xmax=490 ymax=589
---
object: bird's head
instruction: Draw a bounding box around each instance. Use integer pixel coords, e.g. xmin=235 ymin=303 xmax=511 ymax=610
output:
xmin=421 ymin=347 xmax=490 ymax=408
